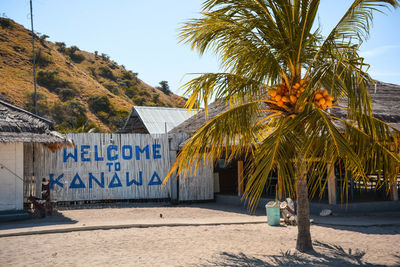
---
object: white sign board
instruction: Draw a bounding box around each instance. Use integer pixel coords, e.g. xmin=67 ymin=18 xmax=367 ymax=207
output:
xmin=37 ymin=133 xmax=171 ymax=201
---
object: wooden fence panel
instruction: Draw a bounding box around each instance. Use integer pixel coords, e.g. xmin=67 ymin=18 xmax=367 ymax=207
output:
xmin=31 ymin=133 xmax=171 ymax=201
xmin=178 ymin=158 xmax=214 ymax=201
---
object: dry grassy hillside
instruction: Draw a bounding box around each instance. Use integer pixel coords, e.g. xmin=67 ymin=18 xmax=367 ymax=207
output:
xmin=0 ymin=18 xmax=186 ymax=132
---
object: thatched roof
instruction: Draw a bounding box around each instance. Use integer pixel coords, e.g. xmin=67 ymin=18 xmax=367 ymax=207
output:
xmin=0 ymin=99 xmax=73 ymax=148
xmin=170 ymin=81 xmax=400 ymax=136
xmin=365 ymin=81 xmax=400 ymax=129
xmin=169 ymin=100 xmax=228 ymax=135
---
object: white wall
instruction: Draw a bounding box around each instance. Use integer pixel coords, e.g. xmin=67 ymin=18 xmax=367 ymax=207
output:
xmin=0 ymin=142 xmax=24 ymax=211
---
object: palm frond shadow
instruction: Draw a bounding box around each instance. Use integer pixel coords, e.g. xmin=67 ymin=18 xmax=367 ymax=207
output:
xmin=195 ymin=241 xmax=390 ymax=267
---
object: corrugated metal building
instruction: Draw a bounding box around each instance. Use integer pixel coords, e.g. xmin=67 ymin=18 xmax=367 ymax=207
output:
xmin=119 ymin=106 xmax=198 ymax=134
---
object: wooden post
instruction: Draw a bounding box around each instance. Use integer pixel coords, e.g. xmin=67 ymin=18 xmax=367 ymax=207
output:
xmin=327 ymin=163 xmax=337 ymax=205
xmin=169 ymin=150 xmax=178 ymax=203
xmin=390 ymin=179 xmax=398 ymax=201
xmin=237 ymin=160 xmax=244 ymax=196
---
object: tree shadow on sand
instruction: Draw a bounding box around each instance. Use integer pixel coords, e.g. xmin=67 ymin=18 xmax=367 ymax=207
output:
xmin=195 ymin=241 xmax=396 ymax=266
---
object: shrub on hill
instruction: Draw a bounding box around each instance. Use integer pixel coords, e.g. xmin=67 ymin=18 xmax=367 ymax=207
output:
xmin=58 ymin=87 xmax=80 ymax=102
xmin=39 ymin=34 xmax=49 ymax=48
xmin=121 ymin=70 xmax=138 ymax=80
xmin=132 ymin=96 xmax=147 ymax=105
xmin=124 ymin=85 xmax=139 ymax=99
xmin=51 ymin=100 xmax=97 ymax=132
xmin=69 ymin=52 xmax=85 ymax=63
xmin=108 ymin=109 xmax=130 ymax=131
xmin=55 ymin=42 xmax=66 ymax=53
xmin=87 ymin=66 xmax=97 ymax=78
xmin=36 ymin=70 xmax=71 ymax=92
xmin=67 ymin=46 xmax=85 ymax=63
xmin=34 ymin=49 xmax=53 ymax=67
xmin=103 ymin=83 xmax=119 ymax=95
xmin=88 ymin=95 xmax=115 ymax=115
xmin=0 ymin=17 xmax=12 ymax=28
xmin=24 ymin=92 xmax=50 ymax=117
xmin=98 ymin=66 xmax=116 ymax=81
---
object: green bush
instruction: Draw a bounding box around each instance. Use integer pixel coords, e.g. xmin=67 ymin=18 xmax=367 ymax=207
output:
xmin=139 ymin=90 xmax=151 ymax=97
xmin=132 ymin=96 xmax=147 ymax=106
xmin=0 ymin=17 xmax=12 ymax=28
xmin=152 ymin=94 xmax=160 ymax=103
xmin=51 ymin=100 xmax=88 ymax=130
xmin=96 ymin=111 xmax=109 ymax=123
xmin=36 ymin=70 xmax=71 ymax=92
xmin=98 ymin=66 xmax=116 ymax=81
xmin=39 ymin=34 xmax=49 ymax=47
xmin=108 ymin=63 xmax=118 ymax=70
xmin=34 ymin=49 xmax=53 ymax=67
xmin=88 ymin=95 xmax=115 ymax=115
xmin=124 ymin=85 xmax=139 ymax=98
xmin=55 ymin=42 xmax=66 ymax=53
xmin=101 ymin=53 xmax=109 ymax=61
xmin=69 ymin=52 xmax=85 ymax=63
xmin=68 ymin=45 xmax=80 ymax=54
xmin=122 ymin=71 xmax=138 ymax=80
xmin=24 ymin=92 xmax=50 ymax=116
xmin=103 ymin=83 xmax=119 ymax=95
xmin=87 ymin=66 xmax=97 ymax=78
xmin=58 ymin=87 xmax=80 ymax=102
xmin=109 ymin=110 xmax=130 ymax=131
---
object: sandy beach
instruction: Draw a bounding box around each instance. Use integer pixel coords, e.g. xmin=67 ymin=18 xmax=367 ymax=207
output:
xmin=0 ymin=204 xmax=399 ymax=266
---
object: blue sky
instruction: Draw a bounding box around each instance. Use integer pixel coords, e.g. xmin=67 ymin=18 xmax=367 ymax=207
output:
xmin=2 ymin=0 xmax=400 ymax=95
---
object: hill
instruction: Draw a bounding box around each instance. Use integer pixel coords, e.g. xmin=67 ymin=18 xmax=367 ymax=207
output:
xmin=0 ymin=18 xmax=186 ymax=132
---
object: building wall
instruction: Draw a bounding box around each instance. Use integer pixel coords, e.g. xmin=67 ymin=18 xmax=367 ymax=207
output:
xmin=0 ymin=142 xmax=23 ymax=211
xmin=178 ymin=158 xmax=214 ymax=201
xmin=168 ymin=133 xmax=214 ymax=202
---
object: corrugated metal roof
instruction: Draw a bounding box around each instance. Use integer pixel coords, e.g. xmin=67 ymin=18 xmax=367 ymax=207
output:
xmin=133 ymin=106 xmax=198 ymax=134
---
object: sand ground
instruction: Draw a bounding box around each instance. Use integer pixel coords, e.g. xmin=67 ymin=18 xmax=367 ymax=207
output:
xmin=0 ymin=204 xmax=399 ymax=266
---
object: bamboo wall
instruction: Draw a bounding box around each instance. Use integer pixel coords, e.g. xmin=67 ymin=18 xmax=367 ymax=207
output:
xmin=178 ymin=158 xmax=214 ymax=201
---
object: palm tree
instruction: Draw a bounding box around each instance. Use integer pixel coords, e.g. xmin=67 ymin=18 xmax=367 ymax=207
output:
xmin=164 ymin=0 xmax=400 ymax=252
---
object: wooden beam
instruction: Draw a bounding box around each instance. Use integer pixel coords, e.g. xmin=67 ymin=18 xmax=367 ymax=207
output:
xmin=327 ymin=163 xmax=337 ymax=205
xmin=390 ymin=180 xmax=399 ymax=201
xmin=237 ymin=160 xmax=244 ymax=197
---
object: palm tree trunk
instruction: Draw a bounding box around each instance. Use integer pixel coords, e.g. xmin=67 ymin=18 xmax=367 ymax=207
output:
xmin=296 ymin=166 xmax=313 ymax=252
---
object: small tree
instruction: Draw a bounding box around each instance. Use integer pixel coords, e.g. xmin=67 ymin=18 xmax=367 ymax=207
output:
xmin=39 ymin=34 xmax=49 ymax=47
xmin=55 ymin=42 xmax=66 ymax=53
xmin=156 ymin=81 xmax=171 ymax=95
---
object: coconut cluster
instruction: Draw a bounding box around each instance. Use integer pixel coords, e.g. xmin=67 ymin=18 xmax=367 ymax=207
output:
xmin=267 ymin=80 xmax=306 ymax=109
xmin=267 ymin=79 xmax=334 ymax=111
xmin=313 ymin=89 xmax=334 ymax=109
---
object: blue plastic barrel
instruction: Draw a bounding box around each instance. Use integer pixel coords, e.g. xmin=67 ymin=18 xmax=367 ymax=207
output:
xmin=266 ymin=207 xmax=280 ymax=226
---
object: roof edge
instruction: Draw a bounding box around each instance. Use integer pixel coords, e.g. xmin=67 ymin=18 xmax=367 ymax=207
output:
xmin=0 ymin=99 xmax=54 ymax=127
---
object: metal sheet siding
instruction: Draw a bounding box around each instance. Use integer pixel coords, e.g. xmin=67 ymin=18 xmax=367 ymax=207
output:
xmin=134 ymin=107 xmax=197 ymax=134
